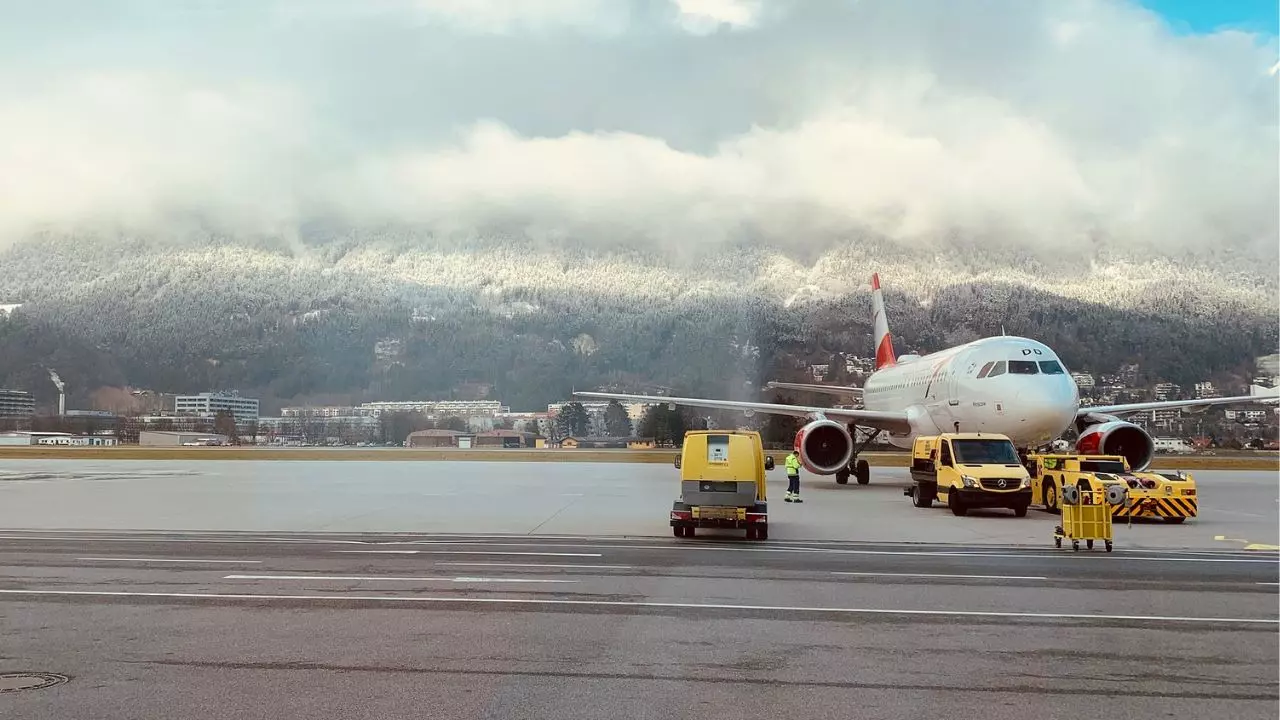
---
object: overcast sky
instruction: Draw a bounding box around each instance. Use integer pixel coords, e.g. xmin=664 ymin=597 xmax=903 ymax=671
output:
xmin=0 ymin=0 xmax=1276 ymax=258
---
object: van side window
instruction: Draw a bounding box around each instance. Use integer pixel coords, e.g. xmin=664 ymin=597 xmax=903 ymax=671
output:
xmin=986 ymin=361 xmax=1006 ymax=378
xmin=976 ymin=361 xmax=995 ymax=378
xmin=940 ymin=441 xmax=953 ymax=466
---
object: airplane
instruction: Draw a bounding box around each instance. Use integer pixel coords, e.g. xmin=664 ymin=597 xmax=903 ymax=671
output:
xmin=575 ymin=273 xmax=1279 ymax=485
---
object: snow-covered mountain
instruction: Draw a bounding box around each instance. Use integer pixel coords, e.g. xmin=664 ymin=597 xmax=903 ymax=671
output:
xmin=0 ymin=232 xmax=1275 ymax=412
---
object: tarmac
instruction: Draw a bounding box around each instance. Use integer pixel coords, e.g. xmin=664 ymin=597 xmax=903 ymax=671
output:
xmin=0 ymin=459 xmax=1275 ymax=549
xmin=0 ymin=531 xmax=1276 ymax=719
xmin=1 ymin=459 xmax=1277 ymax=718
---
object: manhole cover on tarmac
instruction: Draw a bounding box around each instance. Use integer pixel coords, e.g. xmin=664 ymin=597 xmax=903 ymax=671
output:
xmin=0 ymin=673 xmax=69 ymax=693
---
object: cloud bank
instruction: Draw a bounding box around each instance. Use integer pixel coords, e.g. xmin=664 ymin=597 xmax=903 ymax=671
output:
xmin=0 ymin=0 xmax=1276 ymax=260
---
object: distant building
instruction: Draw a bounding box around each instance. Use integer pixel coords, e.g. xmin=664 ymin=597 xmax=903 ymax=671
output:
xmin=406 ymin=429 xmax=466 ymax=448
xmin=175 ymin=392 xmax=260 ymax=422
xmin=1193 ymin=381 xmax=1219 ymax=399
xmin=561 ymin=436 xmax=652 ymax=449
xmin=362 ymin=400 xmax=506 ymax=417
xmin=1070 ymin=373 xmax=1095 ymax=389
xmin=1152 ymin=437 xmax=1194 ymax=453
xmin=0 ymin=389 xmax=35 ymax=418
xmin=474 ymin=429 xmax=543 ymax=448
xmin=139 ymin=430 xmax=228 ymax=447
xmin=1153 ymin=383 xmax=1180 ymax=401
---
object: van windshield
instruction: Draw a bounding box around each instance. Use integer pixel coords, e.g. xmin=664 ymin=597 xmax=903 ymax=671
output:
xmin=952 ymin=439 xmax=1021 ymax=465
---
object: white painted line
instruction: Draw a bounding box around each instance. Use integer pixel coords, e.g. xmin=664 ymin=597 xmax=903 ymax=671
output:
xmin=0 ymin=589 xmax=1273 ymax=625
xmin=77 ymin=557 xmax=262 ymax=564
xmin=833 ymin=572 xmax=1048 ymax=581
xmin=379 ymin=540 xmax=1279 ymax=562
xmin=223 ymin=574 xmax=577 ymax=585
xmin=415 ymin=551 xmax=604 ymax=558
xmin=1258 ymin=582 xmax=1280 ymax=586
xmin=332 ymin=550 xmax=421 ymax=554
xmin=437 ymin=562 xmax=632 ymax=570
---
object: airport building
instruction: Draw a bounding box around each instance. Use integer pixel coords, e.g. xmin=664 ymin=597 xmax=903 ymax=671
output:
xmin=174 ymin=392 xmax=260 ymax=422
xmin=139 ymin=430 xmax=229 ymax=447
xmin=0 ymin=389 xmax=35 ymax=418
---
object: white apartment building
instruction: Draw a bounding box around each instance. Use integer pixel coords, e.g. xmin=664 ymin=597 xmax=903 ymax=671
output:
xmin=1070 ymin=373 xmax=1095 ymax=389
xmin=1193 ymin=381 xmax=1219 ymax=399
xmin=0 ymin=389 xmax=35 ymax=418
xmin=360 ymin=400 xmax=508 ymax=417
xmin=174 ymin=393 xmax=260 ymax=422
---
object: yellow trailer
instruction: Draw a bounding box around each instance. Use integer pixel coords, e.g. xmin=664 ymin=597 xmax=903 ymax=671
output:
xmin=671 ymin=430 xmax=774 ymax=540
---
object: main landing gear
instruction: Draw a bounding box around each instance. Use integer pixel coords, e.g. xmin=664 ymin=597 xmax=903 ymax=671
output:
xmin=835 ymin=427 xmax=880 ymax=486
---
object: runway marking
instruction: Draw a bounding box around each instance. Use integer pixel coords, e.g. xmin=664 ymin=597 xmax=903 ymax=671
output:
xmin=0 ymin=589 xmax=1273 ymax=625
xmin=1258 ymin=582 xmax=1279 ymax=586
xmin=378 ymin=542 xmax=1280 ymax=563
xmin=437 ymin=562 xmax=633 ymax=570
xmin=224 ymin=575 xmax=578 ymax=584
xmin=833 ymin=572 xmax=1048 ymax=581
xmin=332 ymin=550 xmax=421 ymax=554
xmin=77 ymin=557 xmax=262 ymax=564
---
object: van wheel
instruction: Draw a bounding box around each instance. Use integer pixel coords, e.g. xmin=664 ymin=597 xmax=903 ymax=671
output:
xmin=949 ymin=493 xmax=967 ymax=517
xmin=912 ymin=485 xmax=932 ymax=508
xmin=1013 ymin=503 xmax=1029 ymax=518
xmin=855 ymin=460 xmax=870 ymax=485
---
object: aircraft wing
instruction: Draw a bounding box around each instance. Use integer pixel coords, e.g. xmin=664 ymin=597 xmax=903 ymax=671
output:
xmin=572 ymin=391 xmax=911 ymax=434
xmin=1079 ymin=392 xmax=1279 ymax=417
xmin=764 ymin=382 xmax=863 ymax=399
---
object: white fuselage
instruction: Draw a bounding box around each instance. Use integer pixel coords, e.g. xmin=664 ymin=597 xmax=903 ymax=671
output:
xmin=861 ymin=336 xmax=1080 ymax=449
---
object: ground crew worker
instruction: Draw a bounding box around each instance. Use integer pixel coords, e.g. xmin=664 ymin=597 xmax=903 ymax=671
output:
xmin=784 ymin=450 xmax=803 ymax=503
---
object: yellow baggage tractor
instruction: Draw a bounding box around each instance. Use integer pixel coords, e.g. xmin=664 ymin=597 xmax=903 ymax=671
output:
xmin=1027 ymin=454 xmax=1198 ymax=524
xmin=1053 ymin=482 xmax=1127 ymax=552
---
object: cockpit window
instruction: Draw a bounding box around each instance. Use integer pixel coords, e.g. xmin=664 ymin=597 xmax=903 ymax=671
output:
xmin=976 ymin=361 xmax=995 ymax=379
xmin=986 ymin=361 xmax=1006 ymax=377
xmin=1039 ymin=360 xmax=1065 ymax=375
xmin=1008 ymin=360 xmax=1039 ymax=374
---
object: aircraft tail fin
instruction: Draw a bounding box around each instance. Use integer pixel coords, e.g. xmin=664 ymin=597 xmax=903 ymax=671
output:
xmin=871 ymin=273 xmax=896 ymax=370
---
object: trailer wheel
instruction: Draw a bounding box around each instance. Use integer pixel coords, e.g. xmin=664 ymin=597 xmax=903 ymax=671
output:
xmin=757 ymin=525 xmax=768 ymax=540
xmin=745 ymin=526 xmax=757 ymax=540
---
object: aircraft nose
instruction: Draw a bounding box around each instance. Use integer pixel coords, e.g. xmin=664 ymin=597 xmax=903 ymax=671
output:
xmin=1017 ymin=382 xmax=1078 ymax=429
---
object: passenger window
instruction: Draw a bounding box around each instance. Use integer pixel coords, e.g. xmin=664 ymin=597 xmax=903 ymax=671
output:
xmin=976 ymin=362 xmax=995 ymax=378
xmin=1008 ymin=360 xmax=1038 ymax=374
xmin=987 ymin=361 xmax=1006 ymax=377
xmin=940 ymin=441 xmax=953 ymax=466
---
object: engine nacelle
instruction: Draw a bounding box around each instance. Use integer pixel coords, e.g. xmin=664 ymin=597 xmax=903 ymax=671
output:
xmin=1076 ymin=420 xmax=1155 ymax=472
xmin=793 ymin=419 xmax=854 ymax=475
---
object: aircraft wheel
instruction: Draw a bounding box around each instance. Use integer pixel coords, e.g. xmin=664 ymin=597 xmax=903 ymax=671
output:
xmin=855 ymin=459 xmax=870 ymax=485
xmin=835 ymin=468 xmax=850 ymax=485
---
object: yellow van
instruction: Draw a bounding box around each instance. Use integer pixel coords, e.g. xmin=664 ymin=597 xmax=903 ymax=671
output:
xmin=671 ymin=430 xmax=774 ymax=540
xmin=906 ymin=433 xmax=1032 ymax=517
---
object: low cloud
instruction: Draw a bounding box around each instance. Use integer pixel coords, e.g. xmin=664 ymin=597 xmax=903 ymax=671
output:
xmin=0 ymin=0 xmax=1275 ymax=261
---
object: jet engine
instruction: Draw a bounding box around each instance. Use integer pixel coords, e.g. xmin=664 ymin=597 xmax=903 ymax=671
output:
xmin=793 ymin=419 xmax=854 ymax=475
xmin=1075 ymin=420 xmax=1155 ymax=472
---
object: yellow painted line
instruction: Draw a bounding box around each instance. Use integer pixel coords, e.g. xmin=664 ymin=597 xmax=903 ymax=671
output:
xmin=1243 ymin=544 xmax=1280 ymax=551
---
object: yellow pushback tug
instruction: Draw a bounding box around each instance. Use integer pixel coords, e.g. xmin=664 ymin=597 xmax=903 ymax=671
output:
xmin=1026 ymin=454 xmax=1198 ymax=523
xmin=671 ymin=430 xmax=773 ymax=540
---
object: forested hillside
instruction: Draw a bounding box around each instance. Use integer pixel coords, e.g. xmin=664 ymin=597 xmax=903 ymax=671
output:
xmin=0 ymin=232 xmax=1275 ymax=412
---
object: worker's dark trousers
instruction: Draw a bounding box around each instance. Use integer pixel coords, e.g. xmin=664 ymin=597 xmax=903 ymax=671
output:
xmin=787 ymin=474 xmax=800 ymax=495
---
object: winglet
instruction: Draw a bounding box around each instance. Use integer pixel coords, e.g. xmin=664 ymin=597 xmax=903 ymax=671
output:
xmin=871 ymin=274 xmax=896 ymax=370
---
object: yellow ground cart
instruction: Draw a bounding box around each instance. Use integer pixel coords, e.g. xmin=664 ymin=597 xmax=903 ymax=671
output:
xmin=670 ymin=430 xmax=773 ymax=540
xmin=1053 ymin=482 xmax=1127 ymax=552
xmin=1028 ymin=454 xmax=1197 ymax=524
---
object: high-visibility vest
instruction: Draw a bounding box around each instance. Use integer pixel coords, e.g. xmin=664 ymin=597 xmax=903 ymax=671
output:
xmin=785 ymin=454 xmax=801 ymax=474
